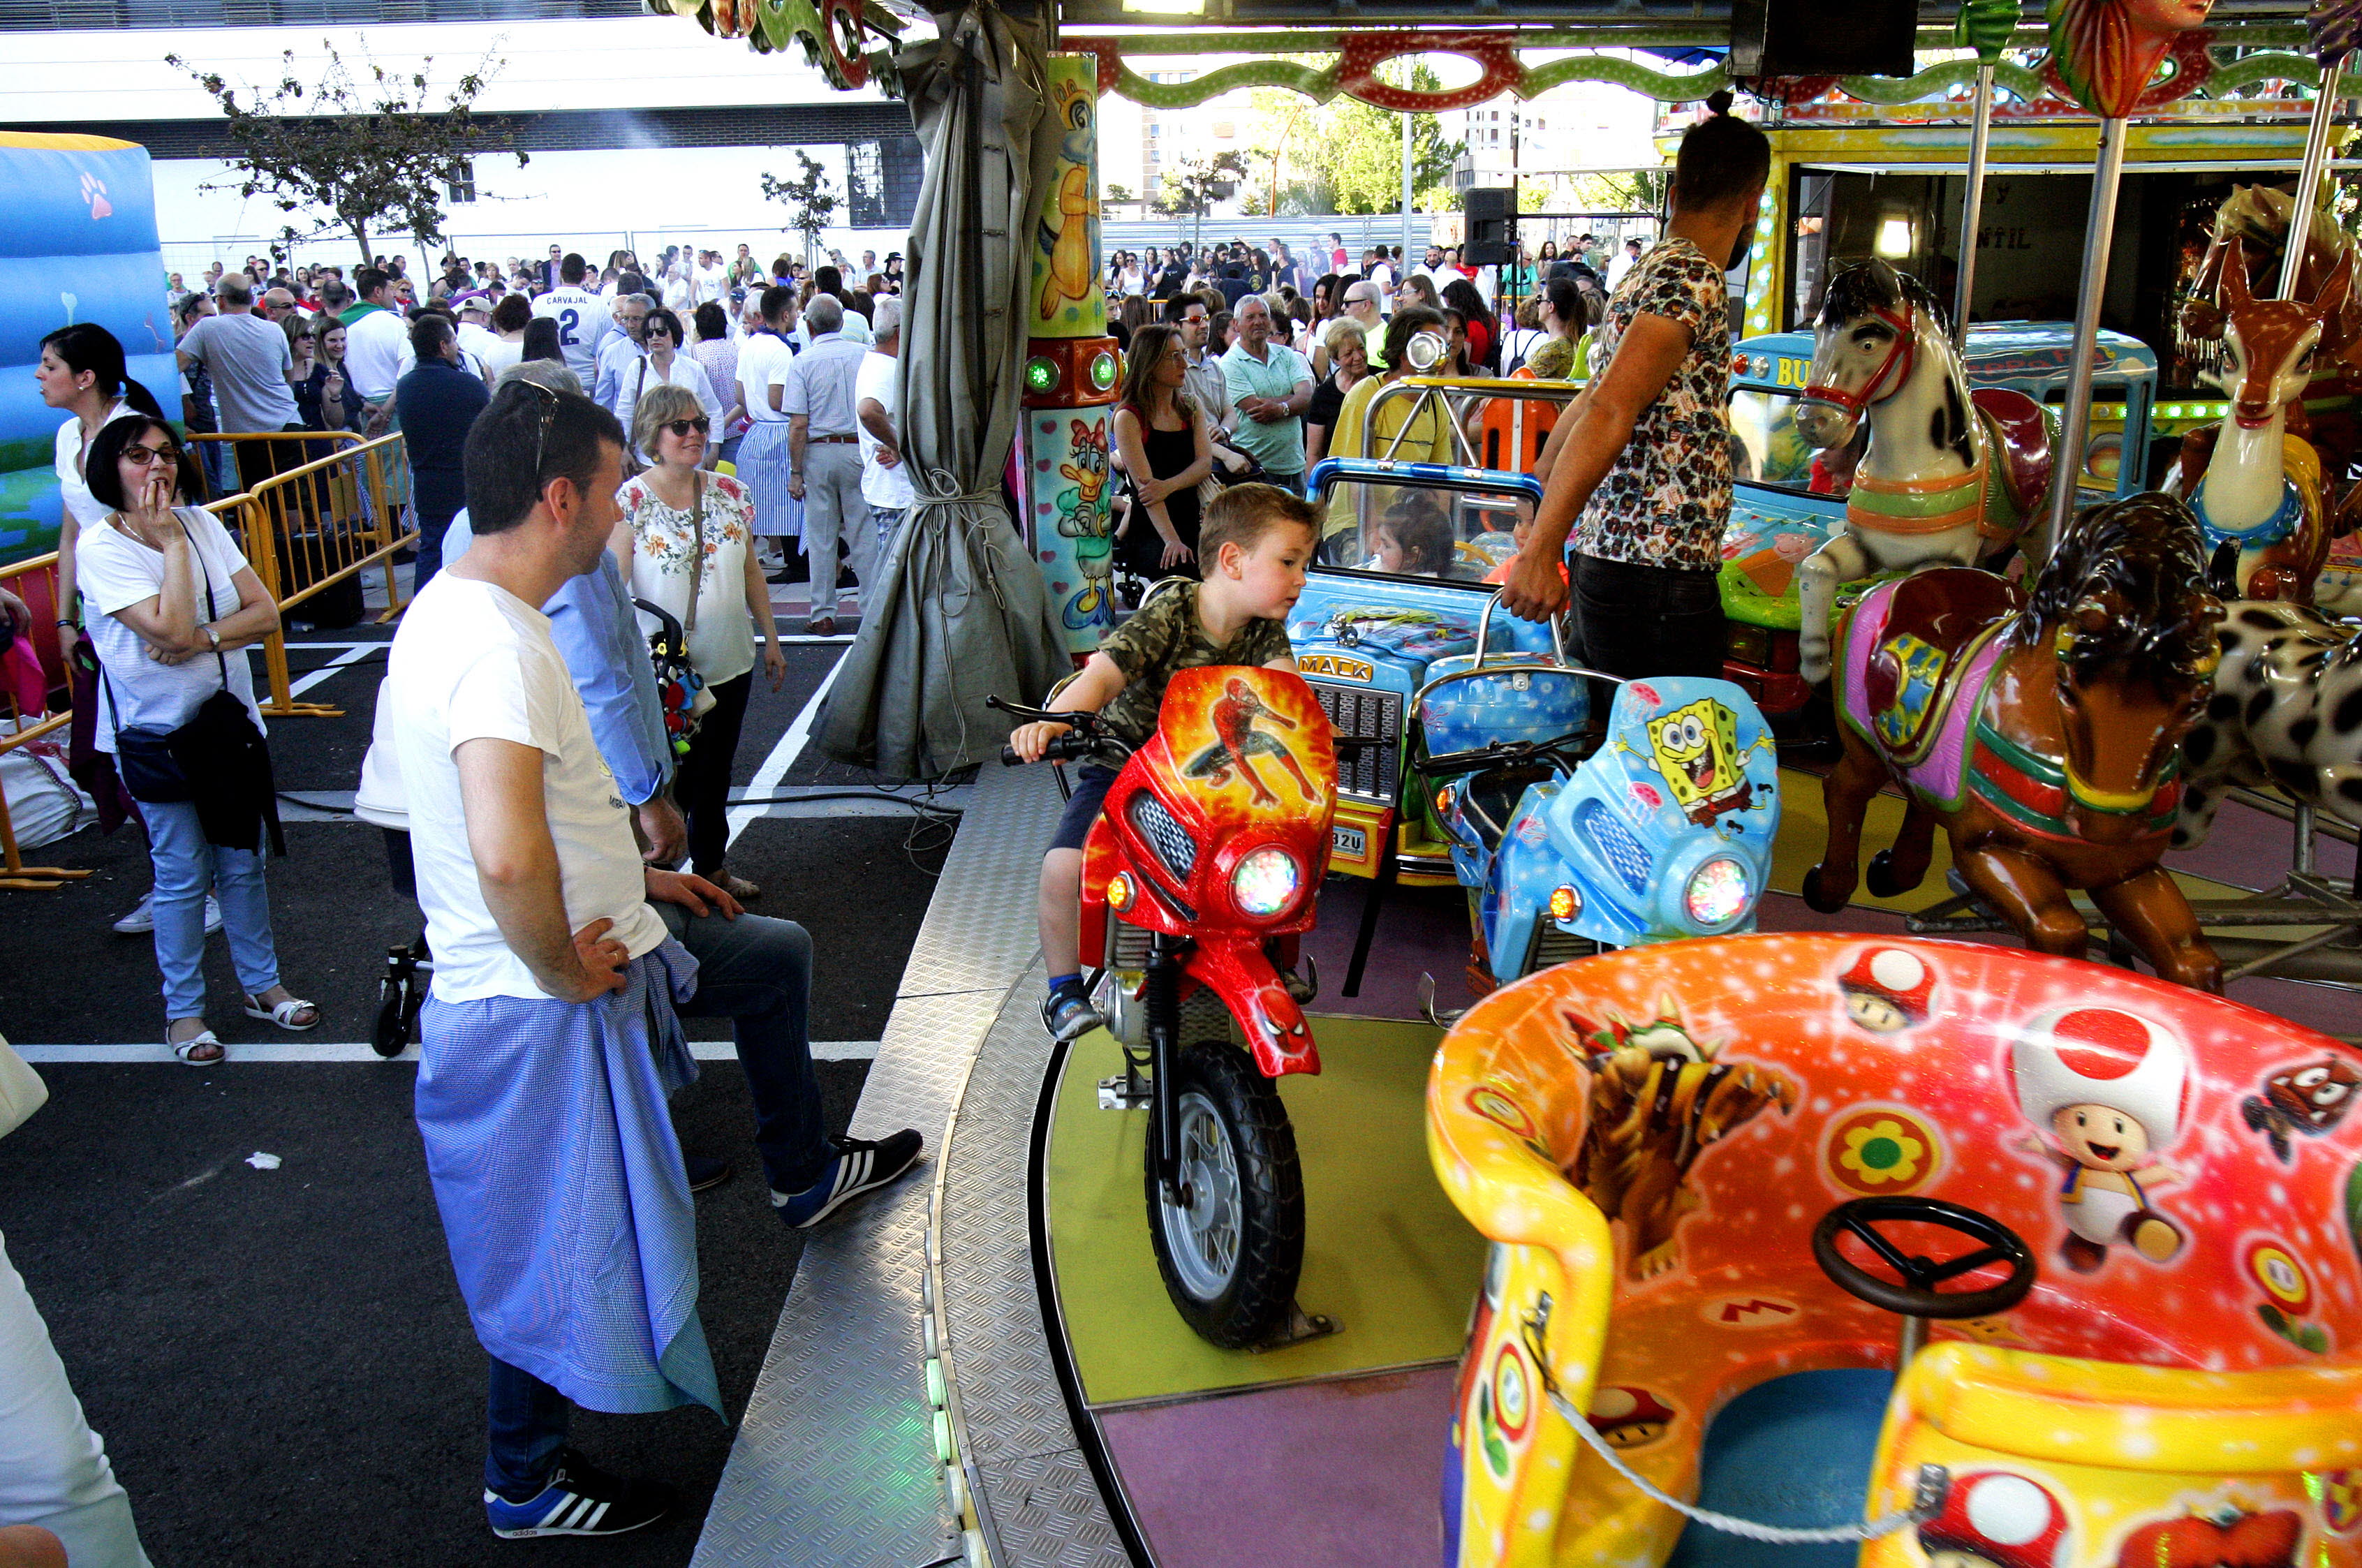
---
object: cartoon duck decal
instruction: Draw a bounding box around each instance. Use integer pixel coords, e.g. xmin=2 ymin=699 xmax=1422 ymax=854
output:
xmin=1643 ymin=696 xmax=1757 ymax=827
xmin=1565 ymin=1001 xmax=1796 ymax=1280
xmin=2011 ymin=1005 xmax=2192 ymax=1275
xmin=2241 ymin=1053 xmax=2361 ymax=1163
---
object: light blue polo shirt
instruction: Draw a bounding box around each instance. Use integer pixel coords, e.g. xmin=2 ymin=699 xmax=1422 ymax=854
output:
xmin=1219 ymin=340 xmax=1313 ymax=478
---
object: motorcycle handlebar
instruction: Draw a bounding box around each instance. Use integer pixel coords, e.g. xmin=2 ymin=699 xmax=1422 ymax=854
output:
xmin=1415 ymin=730 xmax=1591 ymax=779
xmin=999 ymin=732 xmax=1102 ymax=767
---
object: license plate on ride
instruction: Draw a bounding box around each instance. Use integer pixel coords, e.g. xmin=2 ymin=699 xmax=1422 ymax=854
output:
xmin=1331 ymin=824 xmax=1366 ymax=859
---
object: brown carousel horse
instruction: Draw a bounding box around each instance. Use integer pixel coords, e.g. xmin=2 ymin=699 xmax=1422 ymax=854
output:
xmin=1803 ymin=491 xmax=2227 ymax=991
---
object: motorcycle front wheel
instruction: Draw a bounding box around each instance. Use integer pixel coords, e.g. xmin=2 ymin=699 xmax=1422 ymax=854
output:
xmin=1144 ymin=1041 xmax=1305 ymax=1348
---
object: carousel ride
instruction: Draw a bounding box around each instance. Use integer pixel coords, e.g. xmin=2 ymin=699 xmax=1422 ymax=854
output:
xmin=642 ymin=0 xmax=2362 ymax=1565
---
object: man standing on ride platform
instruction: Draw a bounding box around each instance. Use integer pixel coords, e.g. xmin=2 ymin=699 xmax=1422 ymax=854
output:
xmin=1503 ymin=93 xmax=1769 ymax=680
xmin=1220 ymin=295 xmax=1314 ymax=494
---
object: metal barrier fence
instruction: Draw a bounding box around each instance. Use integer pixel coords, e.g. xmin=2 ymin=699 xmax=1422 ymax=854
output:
xmin=193 ymin=430 xmax=413 ymax=718
xmin=0 ymin=552 xmax=89 ymax=890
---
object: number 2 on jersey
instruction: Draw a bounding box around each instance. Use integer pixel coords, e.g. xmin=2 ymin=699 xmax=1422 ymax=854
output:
xmin=557 ymin=308 xmax=580 ymax=346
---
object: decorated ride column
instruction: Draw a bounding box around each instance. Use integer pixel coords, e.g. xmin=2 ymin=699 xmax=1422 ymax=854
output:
xmin=1021 ymin=53 xmax=1121 ymax=657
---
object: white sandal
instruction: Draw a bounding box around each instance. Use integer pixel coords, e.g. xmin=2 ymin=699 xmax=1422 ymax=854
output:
xmin=242 ymin=993 xmax=320 ymax=1032
xmin=172 ymin=1028 xmax=226 ymax=1066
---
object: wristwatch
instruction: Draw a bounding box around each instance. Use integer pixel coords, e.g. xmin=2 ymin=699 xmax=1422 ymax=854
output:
xmin=203 ymin=624 xmax=221 ymax=651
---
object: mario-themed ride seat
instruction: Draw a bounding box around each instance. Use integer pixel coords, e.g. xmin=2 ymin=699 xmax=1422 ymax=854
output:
xmin=1427 ymin=934 xmax=2362 ymax=1567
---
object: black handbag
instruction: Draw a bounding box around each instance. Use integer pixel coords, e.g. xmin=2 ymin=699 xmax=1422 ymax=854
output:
xmin=99 ymin=514 xmax=232 ymax=806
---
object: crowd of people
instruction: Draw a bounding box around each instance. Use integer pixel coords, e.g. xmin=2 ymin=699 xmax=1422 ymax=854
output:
xmin=3 ymin=96 xmax=1779 ymax=1549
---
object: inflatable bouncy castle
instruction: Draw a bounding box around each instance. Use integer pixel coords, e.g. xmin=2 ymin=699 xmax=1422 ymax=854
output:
xmin=0 ymin=133 xmax=174 ymax=563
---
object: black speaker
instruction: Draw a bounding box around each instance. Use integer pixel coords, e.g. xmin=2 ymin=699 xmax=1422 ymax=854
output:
xmin=1729 ymin=0 xmax=1914 ymax=79
xmin=1465 ymin=186 xmax=1516 ymax=267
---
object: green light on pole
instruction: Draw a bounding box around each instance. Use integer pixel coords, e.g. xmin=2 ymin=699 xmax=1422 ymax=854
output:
xmin=1091 ymin=351 xmax=1118 ymax=390
xmin=1026 ymin=357 xmax=1058 ymax=393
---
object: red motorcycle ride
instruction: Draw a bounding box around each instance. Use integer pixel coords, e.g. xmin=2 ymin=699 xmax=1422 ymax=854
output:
xmin=994 ymin=666 xmax=1338 ymax=1347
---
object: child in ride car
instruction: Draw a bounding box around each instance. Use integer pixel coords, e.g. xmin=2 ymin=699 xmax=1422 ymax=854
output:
xmin=1010 ymin=483 xmax=1320 ymax=1042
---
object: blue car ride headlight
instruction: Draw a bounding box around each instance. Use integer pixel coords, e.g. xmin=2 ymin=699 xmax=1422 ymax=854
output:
xmin=1683 ymin=857 xmax=1751 ymax=929
xmin=1232 ymin=845 xmax=1301 ymax=919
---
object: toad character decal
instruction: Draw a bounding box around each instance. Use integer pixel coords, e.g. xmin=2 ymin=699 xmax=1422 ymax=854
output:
xmin=2241 ymin=1053 xmax=2362 ymax=1163
xmin=1181 ymin=677 xmax=1322 ymax=807
xmin=1645 ymin=697 xmax=1755 ymax=826
xmin=2012 ymin=1005 xmax=2192 ymax=1274
xmin=1566 ymin=1001 xmax=1796 ymax=1280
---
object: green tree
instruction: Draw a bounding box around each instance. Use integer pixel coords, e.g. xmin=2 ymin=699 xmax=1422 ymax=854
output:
xmin=1154 ymin=151 xmax=1248 ymax=219
xmin=760 ymin=151 xmax=839 ymax=267
xmin=1253 ymin=64 xmax=1461 ymax=218
xmin=167 ymin=40 xmax=522 ymax=265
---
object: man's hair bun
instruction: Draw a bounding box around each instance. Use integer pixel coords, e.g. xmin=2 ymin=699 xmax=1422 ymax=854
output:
xmin=1705 ymin=89 xmax=1736 ymax=117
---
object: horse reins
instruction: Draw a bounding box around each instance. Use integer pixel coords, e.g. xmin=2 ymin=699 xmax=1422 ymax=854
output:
xmin=1802 ymin=299 xmax=1918 ymax=417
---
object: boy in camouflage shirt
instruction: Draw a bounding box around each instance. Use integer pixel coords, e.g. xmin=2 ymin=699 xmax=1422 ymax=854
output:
xmin=1008 ymin=485 xmax=1320 ymax=1041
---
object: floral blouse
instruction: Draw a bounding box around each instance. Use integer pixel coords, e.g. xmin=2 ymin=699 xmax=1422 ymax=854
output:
xmin=1572 ymin=237 xmax=1734 ymax=572
xmin=619 ymin=471 xmax=757 ymax=686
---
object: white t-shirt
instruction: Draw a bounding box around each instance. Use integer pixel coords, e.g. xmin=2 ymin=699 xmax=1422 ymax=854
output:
xmin=737 ymin=333 xmax=795 ymax=424
xmin=855 ymin=349 xmax=915 ymax=510
xmin=606 ymin=355 xmax=721 ymax=454
xmin=52 ymin=398 xmax=140 ymax=529
xmin=478 ymin=335 xmax=526 ymax=377
xmin=74 ymin=506 xmax=264 ymax=753
xmin=532 ymin=286 xmax=606 ymax=381
xmin=384 ymin=574 xmax=667 ymax=1004
xmin=342 ymin=306 xmax=408 ymax=403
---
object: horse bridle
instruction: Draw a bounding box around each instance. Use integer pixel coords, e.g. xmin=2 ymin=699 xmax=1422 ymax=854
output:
xmin=1801 ymin=299 xmax=1917 ymax=417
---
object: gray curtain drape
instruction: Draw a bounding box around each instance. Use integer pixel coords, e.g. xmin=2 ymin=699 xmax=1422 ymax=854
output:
xmin=813 ymin=3 xmax=1071 ymax=781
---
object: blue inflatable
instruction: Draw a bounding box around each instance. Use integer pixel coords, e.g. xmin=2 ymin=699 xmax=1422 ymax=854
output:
xmin=0 ymin=133 xmax=174 ymax=563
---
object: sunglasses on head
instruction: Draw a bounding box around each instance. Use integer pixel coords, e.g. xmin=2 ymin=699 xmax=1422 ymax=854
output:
xmin=664 ymin=417 xmax=710 ymax=438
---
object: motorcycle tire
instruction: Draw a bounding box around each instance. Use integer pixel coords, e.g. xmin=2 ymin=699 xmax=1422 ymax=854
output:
xmin=1144 ymin=1040 xmax=1305 ymax=1348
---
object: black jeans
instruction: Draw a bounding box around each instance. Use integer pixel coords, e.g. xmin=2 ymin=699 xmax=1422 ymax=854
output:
xmin=678 ymin=670 xmax=752 ymax=877
xmin=1570 ymin=553 xmax=1727 ymax=683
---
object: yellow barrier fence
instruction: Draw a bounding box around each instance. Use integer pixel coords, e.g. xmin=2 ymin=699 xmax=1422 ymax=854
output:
xmin=195 ymin=429 xmax=413 ymax=718
xmin=0 ymin=552 xmax=89 ymax=889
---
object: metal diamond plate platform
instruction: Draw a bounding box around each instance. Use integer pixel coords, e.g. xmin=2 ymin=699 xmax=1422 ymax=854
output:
xmin=695 ymin=759 xmax=1118 ymax=1568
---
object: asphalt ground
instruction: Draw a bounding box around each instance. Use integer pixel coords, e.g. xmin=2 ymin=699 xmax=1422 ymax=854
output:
xmin=0 ymin=627 xmax=952 ymax=1565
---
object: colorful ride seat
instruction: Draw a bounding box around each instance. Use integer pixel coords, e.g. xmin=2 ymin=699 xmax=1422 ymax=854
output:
xmin=1429 ymin=934 xmax=2362 ymax=1568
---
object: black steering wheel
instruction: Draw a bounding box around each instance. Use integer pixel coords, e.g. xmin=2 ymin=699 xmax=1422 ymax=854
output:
xmin=1810 ymin=1197 xmax=2037 ymax=1320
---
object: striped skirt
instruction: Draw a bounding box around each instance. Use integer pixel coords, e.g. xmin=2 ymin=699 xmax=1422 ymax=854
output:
xmin=739 ymin=420 xmax=804 ymax=540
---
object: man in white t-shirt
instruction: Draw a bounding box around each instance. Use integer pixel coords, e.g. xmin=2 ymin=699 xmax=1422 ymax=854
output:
xmin=530 ymin=253 xmax=606 ymax=383
xmin=386 ymin=381 xmax=922 ymax=1539
xmin=693 ymin=251 xmax=728 ymax=307
xmin=854 ymin=296 xmax=914 ymax=558
xmin=341 ymin=266 xmax=410 ymax=427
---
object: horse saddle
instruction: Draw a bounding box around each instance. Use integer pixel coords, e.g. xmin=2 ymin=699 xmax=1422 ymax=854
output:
xmin=1970 ymin=387 xmax=2054 ymax=522
xmin=1862 ymin=569 xmax=2025 ymax=762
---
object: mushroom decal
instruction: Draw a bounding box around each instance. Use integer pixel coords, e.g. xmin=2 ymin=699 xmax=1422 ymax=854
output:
xmin=1837 ymin=946 xmax=1935 ymax=1033
xmin=1917 ymin=1471 xmax=2074 ymax=1568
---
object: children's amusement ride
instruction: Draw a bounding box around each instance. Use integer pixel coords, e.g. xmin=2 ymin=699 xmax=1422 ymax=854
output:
xmin=649 ymin=0 xmax=2362 ymax=1563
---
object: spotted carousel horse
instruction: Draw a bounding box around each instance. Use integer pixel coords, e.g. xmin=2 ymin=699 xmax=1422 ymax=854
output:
xmin=2164 ymin=246 xmax=2355 ymax=605
xmin=2173 ymin=593 xmax=2362 ymax=896
xmin=1789 ymin=261 xmax=2057 ymax=685
xmin=1803 ymin=491 xmax=2227 ymax=991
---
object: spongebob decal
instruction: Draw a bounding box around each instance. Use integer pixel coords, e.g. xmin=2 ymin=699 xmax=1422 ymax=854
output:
xmin=1425 ymin=934 xmax=2362 ymax=1568
xmin=1642 ymin=695 xmax=1759 ymax=826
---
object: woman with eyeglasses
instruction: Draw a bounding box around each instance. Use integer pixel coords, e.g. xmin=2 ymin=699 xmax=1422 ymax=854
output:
xmin=75 ymin=416 xmax=315 ymax=1064
xmin=601 ymin=307 xmax=721 ymax=464
xmin=1109 ymin=323 xmax=1212 ymax=582
xmin=1320 ymin=306 xmax=1453 ymax=553
xmin=612 ymin=383 xmax=783 ymax=900
xmin=1303 ymin=317 xmax=1371 ymax=470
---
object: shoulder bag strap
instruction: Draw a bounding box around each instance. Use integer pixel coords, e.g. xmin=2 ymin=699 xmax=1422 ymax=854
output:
xmin=174 ymin=510 xmax=231 ymax=691
xmin=684 ymin=472 xmax=704 ymax=641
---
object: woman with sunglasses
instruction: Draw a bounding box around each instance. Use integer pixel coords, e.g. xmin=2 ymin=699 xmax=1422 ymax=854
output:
xmin=612 ymin=384 xmax=783 ymax=901
xmin=602 ymin=307 xmax=721 ymax=466
xmin=75 ymin=417 xmax=316 ymax=1064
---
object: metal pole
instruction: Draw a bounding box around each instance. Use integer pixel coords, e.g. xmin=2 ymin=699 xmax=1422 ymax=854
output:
xmin=2046 ymin=114 xmax=2128 ymax=545
xmin=1401 ymin=109 xmax=1415 ymax=264
xmin=2279 ymin=62 xmax=2343 ymax=299
xmin=1951 ymin=61 xmax=1997 ymax=348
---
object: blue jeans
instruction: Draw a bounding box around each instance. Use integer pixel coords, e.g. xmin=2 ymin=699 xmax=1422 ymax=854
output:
xmin=143 ymin=798 xmax=279 ymax=1021
xmin=485 ymin=1356 xmax=569 ymax=1500
xmin=657 ymin=902 xmax=828 ymax=1194
xmin=482 ymin=905 xmax=826 ymax=1497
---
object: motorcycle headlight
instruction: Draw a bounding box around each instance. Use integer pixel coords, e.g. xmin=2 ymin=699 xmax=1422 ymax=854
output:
xmin=1232 ymin=846 xmax=1301 ymax=918
xmin=1683 ymin=857 xmax=1750 ymax=929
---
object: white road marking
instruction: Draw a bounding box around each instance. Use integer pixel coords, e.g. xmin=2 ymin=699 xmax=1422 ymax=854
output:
xmin=13 ymin=1040 xmax=880 ymax=1064
xmin=726 ymin=649 xmax=848 ymax=845
xmin=287 ymin=644 xmax=383 ymax=699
